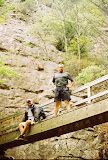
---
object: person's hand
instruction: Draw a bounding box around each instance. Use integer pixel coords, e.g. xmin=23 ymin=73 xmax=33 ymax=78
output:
xmin=31 ymin=122 xmax=35 ymax=125
xmin=52 ymin=82 xmax=56 ymax=90
xmin=66 ymin=85 xmax=71 ymax=88
xmin=67 ymin=81 xmax=75 ymax=89
xmin=53 ymin=86 xmax=56 ymax=90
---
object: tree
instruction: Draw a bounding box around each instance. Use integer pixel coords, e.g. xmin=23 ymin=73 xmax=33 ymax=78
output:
xmin=29 ymin=0 xmax=107 ymax=71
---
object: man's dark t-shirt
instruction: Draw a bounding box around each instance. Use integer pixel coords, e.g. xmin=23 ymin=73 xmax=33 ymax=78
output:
xmin=52 ymin=72 xmax=74 ymax=88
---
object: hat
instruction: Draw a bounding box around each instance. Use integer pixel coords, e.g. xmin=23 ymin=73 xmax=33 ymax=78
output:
xmin=26 ymin=99 xmax=31 ymax=103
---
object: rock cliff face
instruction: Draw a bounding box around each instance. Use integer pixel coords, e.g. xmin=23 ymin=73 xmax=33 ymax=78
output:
xmin=0 ymin=1 xmax=108 ymax=159
xmin=0 ymin=16 xmax=61 ymax=118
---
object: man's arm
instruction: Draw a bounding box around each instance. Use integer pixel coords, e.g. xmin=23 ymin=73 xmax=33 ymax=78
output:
xmin=52 ymin=75 xmax=55 ymax=88
xmin=67 ymin=80 xmax=75 ymax=88
xmin=67 ymin=72 xmax=75 ymax=88
xmin=52 ymin=82 xmax=55 ymax=87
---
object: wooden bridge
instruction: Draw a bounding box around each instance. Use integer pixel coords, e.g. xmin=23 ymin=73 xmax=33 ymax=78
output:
xmin=0 ymin=75 xmax=108 ymax=151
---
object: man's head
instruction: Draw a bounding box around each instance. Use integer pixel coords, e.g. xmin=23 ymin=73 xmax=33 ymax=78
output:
xmin=26 ymin=99 xmax=32 ymax=107
xmin=58 ymin=63 xmax=64 ymax=73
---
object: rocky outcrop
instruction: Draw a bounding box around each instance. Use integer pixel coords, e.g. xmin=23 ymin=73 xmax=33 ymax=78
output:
xmin=0 ymin=15 xmax=62 ymax=118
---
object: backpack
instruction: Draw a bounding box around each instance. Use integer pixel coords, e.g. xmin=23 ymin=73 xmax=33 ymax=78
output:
xmin=33 ymin=105 xmax=46 ymax=121
xmin=38 ymin=106 xmax=46 ymax=120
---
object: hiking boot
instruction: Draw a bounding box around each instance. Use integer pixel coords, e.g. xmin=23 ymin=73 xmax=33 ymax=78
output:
xmin=15 ymin=134 xmax=26 ymax=141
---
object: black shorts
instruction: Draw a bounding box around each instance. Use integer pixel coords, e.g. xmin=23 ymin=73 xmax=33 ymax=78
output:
xmin=54 ymin=87 xmax=71 ymax=102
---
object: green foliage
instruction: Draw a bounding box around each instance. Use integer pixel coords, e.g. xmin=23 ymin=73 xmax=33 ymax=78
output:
xmin=0 ymin=57 xmax=19 ymax=84
xmin=68 ymin=35 xmax=90 ymax=57
xmin=3 ymin=0 xmax=35 ymax=15
xmin=0 ymin=15 xmax=5 ymax=24
xmin=0 ymin=0 xmax=36 ymax=23
xmin=16 ymin=0 xmax=35 ymax=15
xmin=88 ymin=0 xmax=108 ymax=16
xmin=0 ymin=1 xmax=17 ymax=24
xmin=0 ymin=0 xmax=107 ymax=79
xmin=0 ymin=0 xmax=4 ymax=7
xmin=75 ymin=65 xmax=106 ymax=86
xmin=54 ymin=20 xmax=76 ymax=51
xmin=62 ymin=55 xmax=95 ymax=77
xmin=29 ymin=0 xmax=105 ymax=58
xmin=0 ymin=3 xmax=6 ymax=24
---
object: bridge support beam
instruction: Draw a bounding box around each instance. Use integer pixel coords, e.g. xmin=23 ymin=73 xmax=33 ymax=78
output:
xmin=0 ymin=98 xmax=108 ymax=151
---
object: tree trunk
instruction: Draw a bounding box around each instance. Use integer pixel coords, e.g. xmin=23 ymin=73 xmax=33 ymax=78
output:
xmin=75 ymin=4 xmax=81 ymax=73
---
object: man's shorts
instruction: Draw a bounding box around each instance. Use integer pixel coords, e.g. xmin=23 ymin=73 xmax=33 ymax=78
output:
xmin=19 ymin=122 xmax=26 ymax=127
xmin=54 ymin=87 xmax=71 ymax=102
xmin=19 ymin=120 xmax=33 ymax=127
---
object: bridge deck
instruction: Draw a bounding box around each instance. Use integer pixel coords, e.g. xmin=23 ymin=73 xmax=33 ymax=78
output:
xmin=0 ymin=98 xmax=108 ymax=151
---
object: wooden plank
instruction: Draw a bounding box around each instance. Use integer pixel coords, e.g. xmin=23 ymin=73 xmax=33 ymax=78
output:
xmin=73 ymin=74 xmax=108 ymax=94
xmin=73 ymin=90 xmax=108 ymax=106
xmin=0 ymin=98 xmax=107 ymax=150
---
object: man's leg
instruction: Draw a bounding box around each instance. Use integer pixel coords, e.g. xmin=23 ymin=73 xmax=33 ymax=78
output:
xmin=21 ymin=120 xmax=32 ymax=135
xmin=18 ymin=120 xmax=31 ymax=135
xmin=54 ymin=101 xmax=61 ymax=116
xmin=16 ymin=120 xmax=32 ymax=140
xmin=18 ymin=124 xmax=24 ymax=134
xmin=64 ymin=100 xmax=71 ymax=111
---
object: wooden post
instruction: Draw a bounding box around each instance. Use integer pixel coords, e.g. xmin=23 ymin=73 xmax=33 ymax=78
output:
xmin=87 ymin=86 xmax=92 ymax=103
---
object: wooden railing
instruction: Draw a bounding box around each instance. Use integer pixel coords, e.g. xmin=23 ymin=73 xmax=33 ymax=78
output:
xmin=0 ymin=74 xmax=108 ymax=135
xmin=73 ymin=74 xmax=108 ymax=106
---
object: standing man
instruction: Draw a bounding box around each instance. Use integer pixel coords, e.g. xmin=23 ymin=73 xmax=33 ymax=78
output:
xmin=16 ymin=99 xmax=46 ymax=140
xmin=52 ymin=64 xmax=74 ymax=116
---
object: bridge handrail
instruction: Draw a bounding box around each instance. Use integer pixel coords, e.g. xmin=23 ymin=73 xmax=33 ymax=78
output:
xmin=0 ymin=74 xmax=108 ymax=124
xmin=73 ymin=74 xmax=108 ymax=94
xmin=73 ymin=90 xmax=108 ymax=106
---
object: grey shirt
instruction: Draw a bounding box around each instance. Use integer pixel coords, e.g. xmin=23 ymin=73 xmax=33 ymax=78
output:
xmin=52 ymin=72 xmax=74 ymax=88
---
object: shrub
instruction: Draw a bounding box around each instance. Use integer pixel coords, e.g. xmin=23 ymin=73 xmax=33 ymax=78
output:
xmin=75 ymin=65 xmax=106 ymax=86
xmin=0 ymin=0 xmax=4 ymax=7
xmin=0 ymin=57 xmax=19 ymax=84
xmin=16 ymin=0 xmax=35 ymax=15
xmin=62 ymin=55 xmax=95 ymax=77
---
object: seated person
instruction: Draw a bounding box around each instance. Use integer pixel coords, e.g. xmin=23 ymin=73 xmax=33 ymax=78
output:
xmin=16 ymin=99 xmax=46 ymax=140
